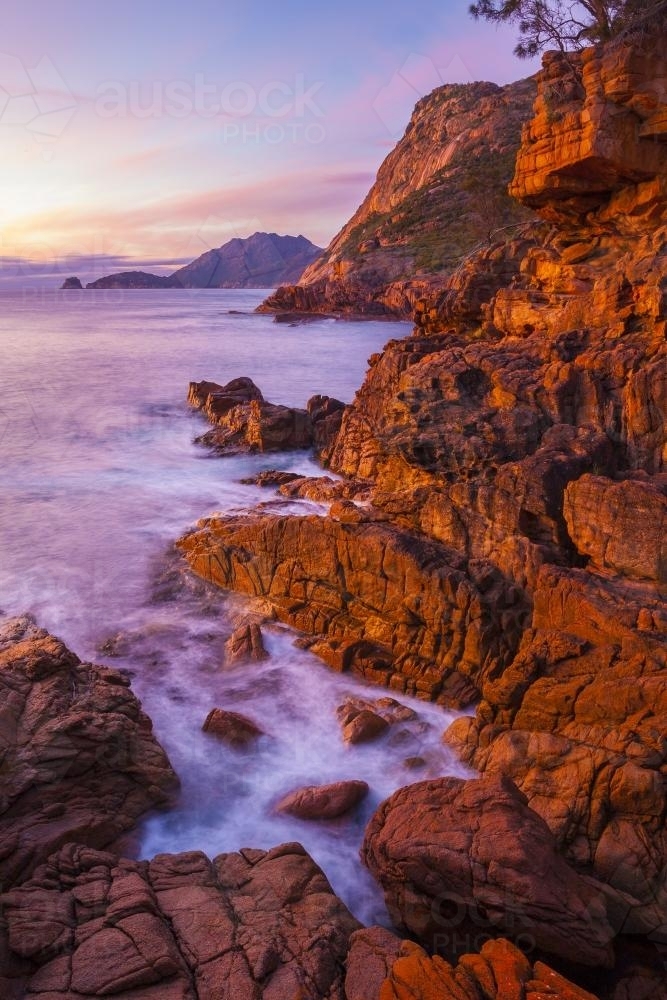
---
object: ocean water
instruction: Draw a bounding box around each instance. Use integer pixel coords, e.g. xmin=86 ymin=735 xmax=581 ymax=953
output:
xmin=0 ymin=288 xmax=471 ymax=923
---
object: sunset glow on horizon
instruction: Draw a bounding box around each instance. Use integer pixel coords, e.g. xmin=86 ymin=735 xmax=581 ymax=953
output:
xmin=0 ymin=0 xmax=538 ymax=282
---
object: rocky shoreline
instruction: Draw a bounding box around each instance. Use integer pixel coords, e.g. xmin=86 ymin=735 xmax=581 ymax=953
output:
xmin=179 ymin=30 xmax=667 ymax=998
xmin=0 ymin=618 xmax=640 ymax=999
xmin=1 ymin=28 xmax=666 ymax=1000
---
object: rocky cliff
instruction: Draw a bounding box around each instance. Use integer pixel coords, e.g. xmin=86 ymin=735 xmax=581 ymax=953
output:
xmin=260 ymin=78 xmax=536 ymax=317
xmin=180 ymin=29 xmax=667 ymax=997
xmin=85 ymin=233 xmax=322 ymax=290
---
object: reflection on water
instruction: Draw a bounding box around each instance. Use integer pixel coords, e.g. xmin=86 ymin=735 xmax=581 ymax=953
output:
xmin=0 ymin=288 xmax=471 ymax=922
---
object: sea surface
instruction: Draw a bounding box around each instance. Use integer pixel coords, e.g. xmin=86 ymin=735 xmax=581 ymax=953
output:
xmin=0 ymin=287 xmax=471 ymax=923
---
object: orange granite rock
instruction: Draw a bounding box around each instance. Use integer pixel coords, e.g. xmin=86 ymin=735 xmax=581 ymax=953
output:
xmin=180 ymin=27 xmax=667 ymax=994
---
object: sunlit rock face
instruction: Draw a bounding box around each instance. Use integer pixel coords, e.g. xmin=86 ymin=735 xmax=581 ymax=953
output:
xmin=510 ymin=40 xmax=667 ymax=218
xmin=260 ymin=78 xmax=536 ymax=317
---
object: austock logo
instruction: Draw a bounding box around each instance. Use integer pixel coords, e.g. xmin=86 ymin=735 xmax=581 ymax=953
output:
xmin=0 ymin=53 xmax=77 ymax=158
xmin=94 ymin=73 xmax=326 ymax=145
xmin=426 ymin=887 xmax=537 ymax=958
xmin=0 ymin=390 xmax=41 ymax=449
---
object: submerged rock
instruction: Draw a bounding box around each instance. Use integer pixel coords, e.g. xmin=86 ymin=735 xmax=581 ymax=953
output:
xmin=224 ymin=622 xmax=269 ymax=664
xmin=201 ymin=707 xmax=265 ymax=748
xmin=0 ymin=615 xmax=177 ymax=889
xmin=275 ymin=779 xmax=369 ymax=820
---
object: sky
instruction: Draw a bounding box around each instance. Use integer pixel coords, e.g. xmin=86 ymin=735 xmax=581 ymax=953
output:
xmin=0 ymin=0 xmax=539 ymax=283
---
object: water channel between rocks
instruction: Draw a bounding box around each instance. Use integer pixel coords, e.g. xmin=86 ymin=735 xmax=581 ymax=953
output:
xmin=0 ymin=288 xmax=472 ymax=923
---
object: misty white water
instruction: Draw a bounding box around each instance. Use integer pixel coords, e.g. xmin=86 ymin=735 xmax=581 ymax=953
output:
xmin=0 ymin=288 xmax=471 ymax=924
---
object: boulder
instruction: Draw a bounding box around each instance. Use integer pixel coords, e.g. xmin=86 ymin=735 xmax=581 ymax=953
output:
xmin=275 ymin=779 xmax=369 ymax=820
xmin=361 ymin=775 xmax=615 ymax=968
xmin=342 ymin=710 xmax=390 ymax=745
xmin=564 ymin=473 xmax=667 ymax=582
xmin=338 ymin=696 xmax=418 ymax=727
xmin=60 ymin=275 xmax=83 ymax=289
xmin=223 ymin=622 xmax=269 ymax=664
xmin=188 ymin=376 xmax=314 ymax=454
xmin=0 ymin=615 xmax=177 ymax=889
xmin=201 ymin=708 xmax=264 ymax=748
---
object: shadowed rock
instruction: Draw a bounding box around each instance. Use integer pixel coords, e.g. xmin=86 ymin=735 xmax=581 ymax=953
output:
xmin=361 ymin=775 xmax=615 ymax=968
xmin=0 ymin=615 xmax=177 ymax=889
xmin=1 ymin=842 xmax=359 ymax=998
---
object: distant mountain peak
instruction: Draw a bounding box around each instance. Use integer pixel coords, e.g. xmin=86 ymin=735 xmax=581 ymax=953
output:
xmin=85 ymin=232 xmax=323 ymax=290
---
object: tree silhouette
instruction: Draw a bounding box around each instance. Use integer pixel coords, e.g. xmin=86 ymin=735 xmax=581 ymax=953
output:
xmin=469 ymin=0 xmax=667 ymax=58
